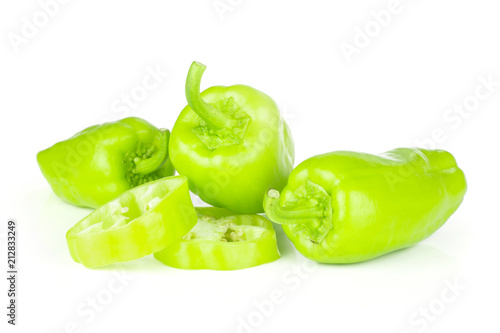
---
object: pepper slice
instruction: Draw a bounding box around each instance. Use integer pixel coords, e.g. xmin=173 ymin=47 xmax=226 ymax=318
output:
xmin=154 ymin=207 xmax=280 ymax=270
xmin=66 ymin=175 xmax=197 ymax=268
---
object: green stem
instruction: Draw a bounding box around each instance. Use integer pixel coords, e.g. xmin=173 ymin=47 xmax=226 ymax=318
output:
xmin=185 ymin=61 xmax=237 ymax=129
xmin=134 ymin=129 xmax=170 ymax=175
xmin=263 ymin=189 xmax=325 ymax=225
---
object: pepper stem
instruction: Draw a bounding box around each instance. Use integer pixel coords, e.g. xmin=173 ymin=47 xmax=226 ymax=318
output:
xmin=134 ymin=129 xmax=170 ymax=175
xmin=185 ymin=61 xmax=237 ymax=129
xmin=263 ymin=189 xmax=326 ymax=225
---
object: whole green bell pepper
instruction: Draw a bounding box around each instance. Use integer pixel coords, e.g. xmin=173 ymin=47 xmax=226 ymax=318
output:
xmin=37 ymin=117 xmax=175 ymax=208
xmin=169 ymin=61 xmax=294 ymax=214
xmin=263 ymin=148 xmax=467 ymax=264
xmin=67 ymin=175 xmax=197 ymax=267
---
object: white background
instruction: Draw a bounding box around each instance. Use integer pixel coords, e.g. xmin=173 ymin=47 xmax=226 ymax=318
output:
xmin=1 ymin=0 xmax=499 ymax=332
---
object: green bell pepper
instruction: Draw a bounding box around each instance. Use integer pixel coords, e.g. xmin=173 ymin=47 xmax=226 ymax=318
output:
xmin=263 ymin=148 xmax=467 ymax=264
xmin=154 ymin=207 xmax=280 ymax=270
xmin=67 ymin=175 xmax=197 ymax=267
xmin=37 ymin=117 xmax=175 ymax=208
xmin=169 ymin=61 xmax=294 ymax=214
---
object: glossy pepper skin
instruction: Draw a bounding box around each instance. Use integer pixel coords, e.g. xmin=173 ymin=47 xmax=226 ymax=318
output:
xmin=169 ymin=62 xmax=294 ymax=214
xmin=37 ymin=117 xmax=175 ymax=208
xmin=263 ymin=148 xmax=467 ymax=264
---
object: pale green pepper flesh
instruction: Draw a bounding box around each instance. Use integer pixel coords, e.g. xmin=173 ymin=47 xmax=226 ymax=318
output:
xmin=154 ymin=207 xmax=280 ymax=270
xmin=66 ymin=175 xmax=197 ymax=268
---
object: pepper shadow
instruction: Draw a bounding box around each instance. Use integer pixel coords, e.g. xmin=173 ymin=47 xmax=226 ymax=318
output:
xmin=269 ymin=219 xmax=297 ymax=259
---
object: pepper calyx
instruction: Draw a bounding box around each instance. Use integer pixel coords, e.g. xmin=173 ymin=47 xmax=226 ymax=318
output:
xmin=133 ymin=129 xmax=170 ymax=175
xmin=186 ymin=61 xmax=250 ymax=150
xmin=124 ymin=129 xmax=170 ymax=187
xmin=192 ymin=97 xmax=250 ymax=150
xmin=263 ymin=182 xmax=333 ymax=243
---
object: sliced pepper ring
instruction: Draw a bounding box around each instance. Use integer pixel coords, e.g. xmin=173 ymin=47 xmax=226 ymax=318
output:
xmin=154 ymin=207 xmax=280 ymax=270
xmin=66 ymin=175 xmax=197 ymax=268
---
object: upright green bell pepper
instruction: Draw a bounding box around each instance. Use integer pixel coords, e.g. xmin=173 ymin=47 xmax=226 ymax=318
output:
xmin=169 ymin=61 xmax=294 ymax=214
xmin=263 ymin=148 xmax=467 ymax=264
xmin=37 ymin=117 xmax=175 ymax=208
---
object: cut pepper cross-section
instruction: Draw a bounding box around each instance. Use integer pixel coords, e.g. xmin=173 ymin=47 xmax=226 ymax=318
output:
xmin=154 ymin=207 xmax=280 ymax=270
xmin=66 ymin=175 xmax=197 ymax=268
